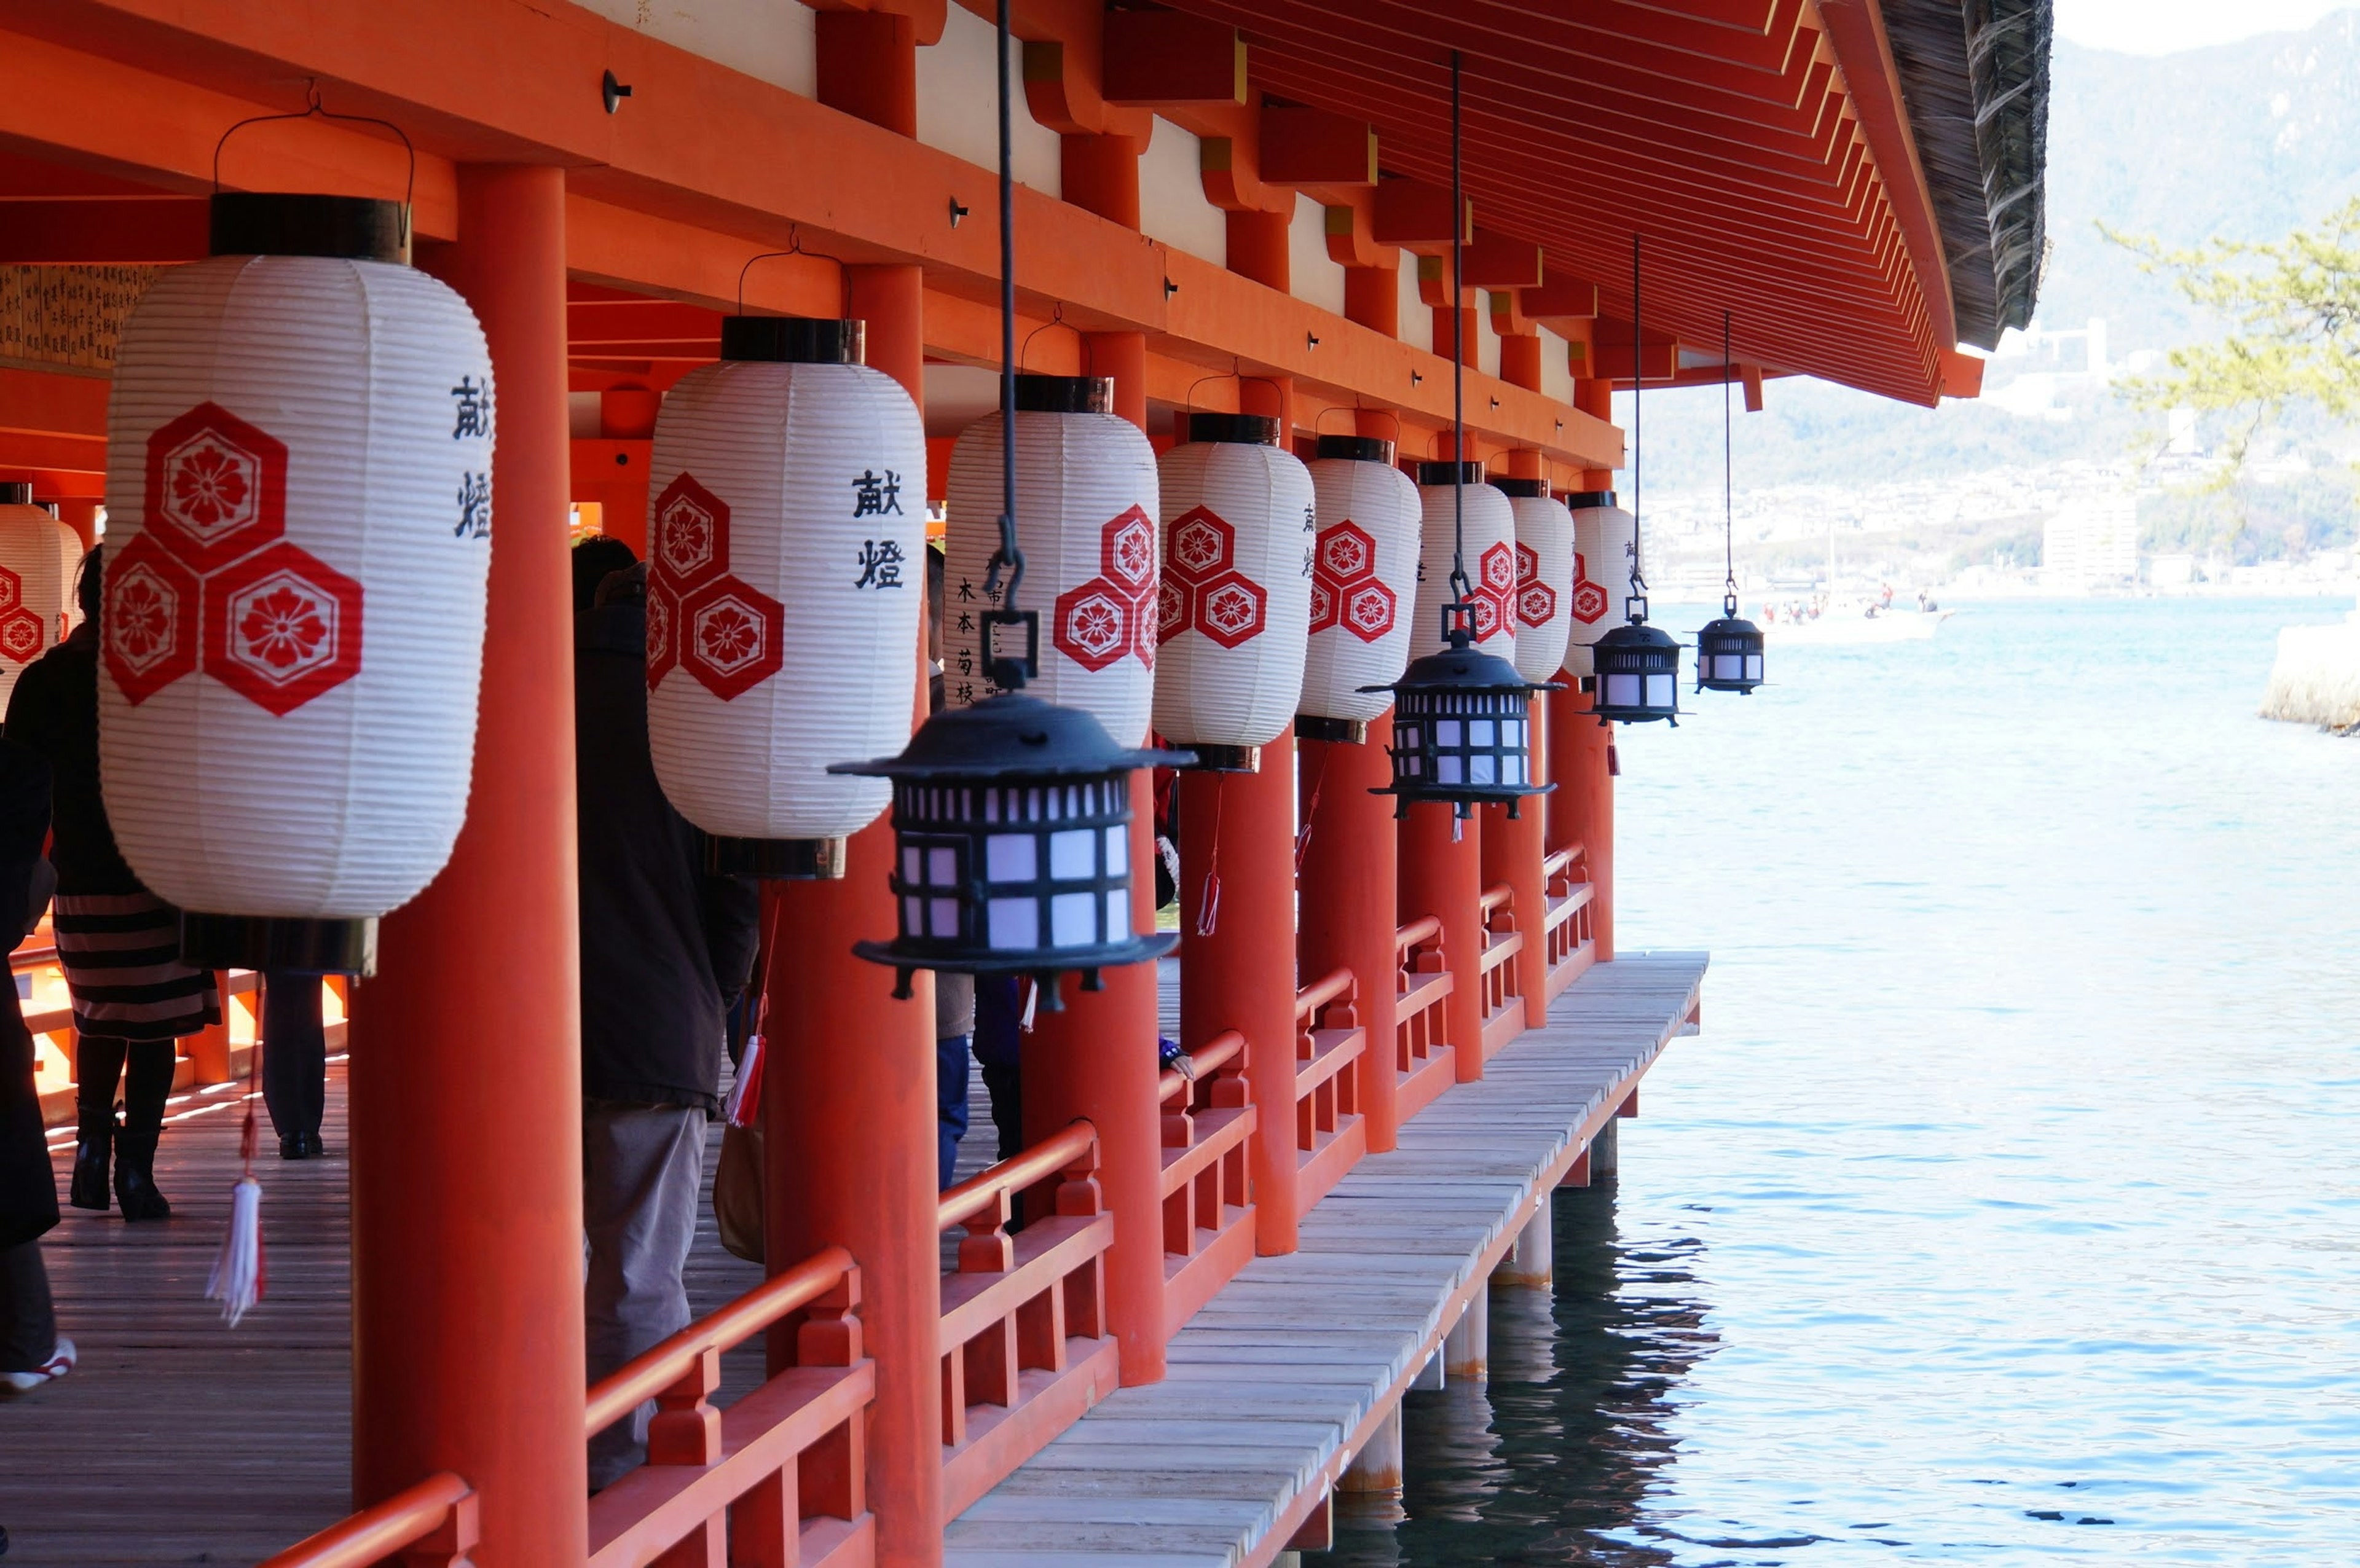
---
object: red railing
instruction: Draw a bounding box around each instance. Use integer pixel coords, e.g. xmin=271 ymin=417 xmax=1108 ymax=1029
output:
xmin=1477 ymin=884 xmax=1527 ymax=1062
xmin=259 ymin=1473 xmax=476 ymax=1568
xmin=585 ymin=1247 xmax=873 ymax=1568
xmin=1158 ymin=1029 xmax=1257 ymax=1338
xmin=1291 ymin=966 xmax=1367 ymax=1215
xmin=937 ymin=1120 xmax=1117 ymax=1516
xmin=1542 ymin=844 xmax=1598 ymax=1000
xmin=1394 ymin=916 xmax=1457 ymax=1126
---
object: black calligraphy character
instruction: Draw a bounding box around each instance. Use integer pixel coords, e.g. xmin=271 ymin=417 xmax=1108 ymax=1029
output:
xmin=450 ymin=377 xmax=488 ymax=441
xmin=851 ymin=468 xmax=905 ymax=519
xmin=954 ymin=681 xmax=975 ymax=705
xmin=956 ymin=611 xmax=974 ymax=635
xmin=455 ymin=471 xmax=491 ymax=538
xmin=956 ymin=578 xmax=977 ymax=603
xmin=854 ymin=537 xmax=907 ymax=590
xmin=956 ymin=648 xmax=974 ymax=676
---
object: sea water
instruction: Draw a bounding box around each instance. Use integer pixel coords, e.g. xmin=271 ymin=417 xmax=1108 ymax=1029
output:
xmin=1313 ymin=596 xmax=2360 ymax=1566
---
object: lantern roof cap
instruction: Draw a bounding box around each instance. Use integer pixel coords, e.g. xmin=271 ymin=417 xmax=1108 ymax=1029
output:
xmin=1697 ymin=613 xmax=1763 ymax=638
xmin=1313 ymin=434 xmax=1395 ymax=466
xmin=1488 ymin=476 xmax=1551 ymax=500
xmin=1416 ymin=460 xmax=1487 ymax=487
xmin=1564 ymin=489 xmax=1618 ymax=510
xmin=209 ymin=192 xmax=407 ymax=264
xmin=721 ymin=315 xmax=865 ymax=364
xmin=1013 ymin=375 xmax=1114 ymax=414
xmin=1369 ymin=638 xmax=1554 ymax=699
xmin=1186 ymin=412 xmax=1281 ymax=447
xmin=833 ymin=691 xmax=1182 ymax=782
xmin=1595 ymin=620 xmax=1682 ymax=654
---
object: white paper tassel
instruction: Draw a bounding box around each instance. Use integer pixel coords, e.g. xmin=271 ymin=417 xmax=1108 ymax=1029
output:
xmin=206 ymin=1175 xmax=266 ymax=1328
xmin=723 ymin=1032 xmax=766 ymax=1129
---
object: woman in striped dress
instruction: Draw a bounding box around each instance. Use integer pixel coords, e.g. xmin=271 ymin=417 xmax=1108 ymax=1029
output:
xmin=5 ymin=549 xmax=218 ymax=1221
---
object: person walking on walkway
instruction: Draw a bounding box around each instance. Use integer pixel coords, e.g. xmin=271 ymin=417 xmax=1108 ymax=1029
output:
xmin=261 ymin=973 xmax=328 ymax=1159
xmin=575 ymin=557 xmax=761 ymax=1489
xmin=5 ymin=549 xmax=218 ymax=1222
xmin=0 ymin=734 xmax=72 ymax=1394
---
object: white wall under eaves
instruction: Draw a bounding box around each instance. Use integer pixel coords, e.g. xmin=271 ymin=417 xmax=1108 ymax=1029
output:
xmin=1537 ymin=326 xmax=1576 ymax=404
xmin=574 ymin=0 xmax=817 ymax=96
xmin=1139 ymin=117 xmax=1226 ymax=267
xmin=916 ymin=2 xmax=1062 ymax=198
xmin=1288 ymin=194 xmax=1347 ymax=316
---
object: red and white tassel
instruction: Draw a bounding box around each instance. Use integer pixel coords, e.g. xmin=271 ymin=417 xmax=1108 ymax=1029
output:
xmin=724 ymin=1032 xmax=766 ymax=1129
xmin=206 ymin=1174 xmax=266 ymax=1327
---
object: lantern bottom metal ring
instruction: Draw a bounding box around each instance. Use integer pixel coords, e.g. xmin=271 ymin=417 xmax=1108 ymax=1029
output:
xmin=854 ymin=933 xmax=1180 ymax=1009
xmin=1295 ymin=715 xmax=1368 ymax=746
xmin=704 ymin=835 xmax=848 ymax=879
xmin=181 ymin=913 xmax=380 ymax=978
xmin=1181 ymin=743 xmax=1261 ymax=774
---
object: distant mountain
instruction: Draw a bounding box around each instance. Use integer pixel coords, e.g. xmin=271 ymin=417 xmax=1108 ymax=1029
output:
xmin=1635 ymin=11 xmax=2360 ymax=520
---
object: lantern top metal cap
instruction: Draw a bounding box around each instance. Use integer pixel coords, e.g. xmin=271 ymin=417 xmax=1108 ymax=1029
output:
xmin=1186 ymin=412 xmax=1281 ymax=447
xmin=1564 ymin=488 xmax=1618 ymax=509
xmin=1013 ymin=375 xmax=1114 ymax=414
xmin=1595 ymin=620 xmax=1682 ymax=654
xmin=0 ymin=482 xmax=33 ymax=506
xmin=1416 ymin=460 xmax=1487 ymax=487
xmin=832 ymin=690 xmax=1184 ymax=783
xmin=209 ymin=193 xmax=407 ymax=264
xmin=1488 ymin=476 xmax=1551 ymax=500
xmin=1313 ymin=434 xmax=1395 ymax=466
xmin=1367 ymin=640 xmax=1549 ymax=699
xmin=721 ymin=315 xmax=865 ymax=365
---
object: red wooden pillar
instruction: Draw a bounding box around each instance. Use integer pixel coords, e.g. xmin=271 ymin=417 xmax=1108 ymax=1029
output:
xmin=1179 ymin=727 xmax=1300 ymax=1254
xmin=1576 ymin=376 xmax=1616 ymax=492
xmin=1398 ymin=799 xmax=1484 ymax=1083
xmin=1480 ymin=697 xmax=1549 ymax=1029
xmin=351 ymin=163 xmax=586 ymax=1568
xmin=1297 ymin=715 xmax=1399 ymax=1150
xmin=1547 ymin=686 xmax=1614 ymax=960
xmin=1025 ymin=322 xmax=1168 ymax=1384
xmin=766 ymin=256 xmax=942 ymax=1567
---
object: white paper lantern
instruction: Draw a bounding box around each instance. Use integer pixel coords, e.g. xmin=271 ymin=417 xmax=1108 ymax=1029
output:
xmin=645 ymin=316 xmax=925 ymax=876
xmin=1152 ymin=415 xmax=1315 ymax=770
xmin=98 ymin=194 xmax=494 ymax=971
xmin=0 ymin=485 xmax=82 ymax=710
xmin=1297 ymin=436 xmax=1419 ymax=741
xmin=1563 ymin=489 xmax=1639 ymax=680
xmin=1411 ymin=461 xmax=1517 ymax=665
xmin=942 ymin=377 xmax=1160 ymax=748
xmin=1494 ymin=478 xmax=1575 ymax=684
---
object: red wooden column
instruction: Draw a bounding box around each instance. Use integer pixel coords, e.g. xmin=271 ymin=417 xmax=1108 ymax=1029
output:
xmin=1547 ymin=687 xmax=1614 ymax=960
xmin=765 ymin=249 xmax=942 ymax=1566
xmin=350 ymin=163 xmax=586 ymax=1568
xmin=1180 ymin=728 xmax=1301 ymax=1254
xmin=1297 ymin=715 xmax=1400 ymax=1150
xmin=1481 ymin=697 xmax=1550 ymax=1029
xmin=1023 ymin=318 xmax=1170 ymax=1384
xmin=1398 ymin=799 xmax=1484 ymax=1082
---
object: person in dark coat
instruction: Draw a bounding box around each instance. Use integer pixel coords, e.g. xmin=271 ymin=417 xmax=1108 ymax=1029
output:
xmin=574 ymin=556 xmax=761 ymax=1489
xmin=0 ymin=734 xmax=72 ymax=1394
xmin=4 ymin=548 xmax=218 ymax=1221
xmin=260 ymin=972 xmax=328 ymax=1160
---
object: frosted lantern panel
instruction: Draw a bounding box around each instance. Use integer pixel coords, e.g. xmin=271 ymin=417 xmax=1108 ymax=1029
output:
xmin=988 ymin=898 xmax=1038 ymax=949
xmin=1439 ymin=756 xmax=1463 ymax=784
xmin=1605 ymin=674 xmax=1642 ymax=708
xmin=1050 ymin=892 xmax=1095 ymax=947
xmin=902 ymin=847 xmax=921 ymax=884
xmin=1107 ymin=890 xmax=1130 ymax=941
xmin=903 ymin=896 xmax=922 ymax=934
xmin=929 ymin=898 xmax=961 ymax=938
xmin=1747 ymin=654 xmax=1764 ymax=680
xmin=1470 ymin=719 xmax=1494 ymax=747
xmin=987 ymin=834 xmax=1036 ymax=882
xmin=927 ymin=847 xmax=958 ymax=886
xmin=1106 ymin=821 xmax=1128 ymax=871
xmin=1647 ymin=674 xmax=1675 ymax=707
xmin=1049 ymin=828 xmax=1095 ymax=879
xmin=1471 ymin=754 xmax=1495 ymax=785
xmin=1438 ymin=719 xmax=1461 ymax=748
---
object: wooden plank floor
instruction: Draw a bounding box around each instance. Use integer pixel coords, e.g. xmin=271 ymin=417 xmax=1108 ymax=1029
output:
xmin=945 ymin=951 xmax=1709 ymax=1568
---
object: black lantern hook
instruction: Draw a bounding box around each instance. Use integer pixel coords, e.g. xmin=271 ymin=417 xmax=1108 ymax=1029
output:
xmin=212 ymin=82 xmax=417 ymax=256
xmin=736 ymin=227 xmax=849 ymax=318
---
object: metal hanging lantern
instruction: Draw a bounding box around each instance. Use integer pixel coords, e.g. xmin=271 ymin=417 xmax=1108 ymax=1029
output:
xmin=830 ymin=689 xmax=1179 ymax=1006
xmin=1695 ymin=310 xmax=1763 ymax=694
xmin=1591 ymin=232 xmax=1682 ymax=726
xmin=1367 ymin=605 xmax=1552 ymax=819
xmin=833 ymin=0 xmax=1182 ymax=1006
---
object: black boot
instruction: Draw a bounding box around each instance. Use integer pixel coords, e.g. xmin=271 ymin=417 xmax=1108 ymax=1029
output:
xmin=68 ymin=1111 xmax=112 ymax=1212
xmin=113 ymin=1131 xmax=171 ymax=1221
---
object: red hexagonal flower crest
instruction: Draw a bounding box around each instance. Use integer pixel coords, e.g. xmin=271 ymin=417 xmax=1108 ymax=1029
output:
xmin=0 ymin=608 xmax=44 ymax=665
xmin=680 ymin=576 xmax=784 ymax=701
xmin=1479 ymin=541 xmax=1517 ymax=594
xmin=1310 ymin=520 xmax=1393 ymax=643
xmin=1194 ymin=571 xmax=1267 ymax=648
xmin=0 ymin=565 xmax=20 ymax=615
xmin=645 ymin=577 xmax=680 ymax=691
xmin=144 ymin=402 xmax=289 ymax=574
xmin=202 ymin=542 xmax=365 ymax=716
xmin=1100 ymin=506 xmax=1158 ymax=596
xmin=653 ymin=472 xmax=730 ymax=592
xmin=1054 ymin=508 xmax=1159 ymax=673
xmin=1514 ymin=544 xmax=1556 ymax=628
xmin=1570 ymin=552 xmax=1610 ymax=624
xmin=102 ymin=533 xmax=202 ymax=705
xmin=1161 ymin=506 xmax=1268 ymax=648
xmin=1165 ymin=507 xmax=1233 ymax=583
xmin=1343 ymin=581 xmax=1397 ymax=643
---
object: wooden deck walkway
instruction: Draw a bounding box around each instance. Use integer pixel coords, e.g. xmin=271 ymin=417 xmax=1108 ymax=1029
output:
xmin=945 ymin=951 xmax=1709 ymax=1568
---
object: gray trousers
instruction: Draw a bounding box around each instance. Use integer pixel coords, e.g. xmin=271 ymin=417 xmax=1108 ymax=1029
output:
xmin=583 ymin=1099 xmax=707 ymax=1490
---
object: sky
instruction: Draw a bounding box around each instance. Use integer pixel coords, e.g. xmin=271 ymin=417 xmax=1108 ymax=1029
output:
xmin=2054 ymin=0 xmax=2354 ymax=53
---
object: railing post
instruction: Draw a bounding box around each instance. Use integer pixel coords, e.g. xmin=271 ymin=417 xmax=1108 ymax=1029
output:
xmin=1547 ymin=689 xmax=1615 ymax=960
xmin=1181 ymin=724 xmax=1302 ymax=1253
xmin=1298 ymin=714 xmax=1402 ymax=1150
xmin=1399 ymin=800 xmax=1485 ymax=1084
xmin=1482 ymin=697 xmax=1551 ymax=1028
xmin=350 ymin=162 xmax=586 ymax=1568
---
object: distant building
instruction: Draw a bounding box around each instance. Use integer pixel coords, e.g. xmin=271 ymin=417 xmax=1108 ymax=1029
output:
xmin=2043 ymin=492 xmax=2139 ymax=589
